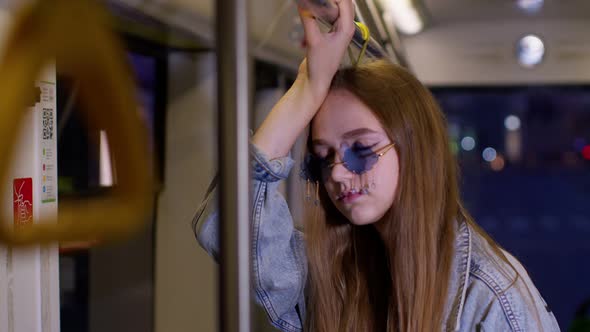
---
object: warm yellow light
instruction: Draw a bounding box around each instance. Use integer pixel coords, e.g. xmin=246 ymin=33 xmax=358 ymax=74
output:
xmin=491 ymin=155 xmax=505 ymax=172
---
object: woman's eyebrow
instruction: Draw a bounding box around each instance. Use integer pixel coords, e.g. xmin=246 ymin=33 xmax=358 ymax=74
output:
xmin=312 ymin=128 xmax=381 ymax=147
xmin=342 ymin=128 xmax=380 ymax=139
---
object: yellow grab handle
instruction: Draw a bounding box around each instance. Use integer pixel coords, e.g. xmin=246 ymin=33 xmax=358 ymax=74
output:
xmin=0 ymin=0 xmax=154 ymax=245
xmin=353 ymin=22 xmax=370 ymax=66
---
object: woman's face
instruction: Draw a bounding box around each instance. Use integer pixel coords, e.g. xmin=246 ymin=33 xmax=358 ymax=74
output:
xmin=311 ymin=89 xmax=399 ymax=226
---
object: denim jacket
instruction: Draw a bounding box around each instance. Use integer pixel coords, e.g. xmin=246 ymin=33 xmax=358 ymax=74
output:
xmin=194 ymin=143 xmax=561 ymax=332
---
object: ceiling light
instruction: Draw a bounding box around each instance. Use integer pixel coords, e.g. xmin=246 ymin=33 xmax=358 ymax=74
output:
xmin=379 ymin=0 xmax=424 ymax=35
xmin=516 ymin=35 xmax=545 ymax=68
xmin=516 ymin=0 xmax=543 ymax=13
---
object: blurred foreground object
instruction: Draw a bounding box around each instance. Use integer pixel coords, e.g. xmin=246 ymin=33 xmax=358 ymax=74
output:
xmin=0 ymin=0 xmax=154 ymax=246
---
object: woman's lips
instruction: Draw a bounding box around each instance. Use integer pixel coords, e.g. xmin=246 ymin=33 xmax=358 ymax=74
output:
xmin=340 ymin=192 xmax=364 ymax=204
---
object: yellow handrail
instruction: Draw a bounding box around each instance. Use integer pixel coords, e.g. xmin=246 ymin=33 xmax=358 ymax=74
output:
xmin=0 ymin=0 xmax=154 ymax=245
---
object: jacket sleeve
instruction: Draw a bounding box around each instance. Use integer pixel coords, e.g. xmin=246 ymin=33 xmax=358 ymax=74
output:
xmin=193 ymin=142 xmax=307 ymax=332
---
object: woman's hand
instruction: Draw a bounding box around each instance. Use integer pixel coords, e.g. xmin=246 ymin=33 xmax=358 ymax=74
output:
xmin=296 ymin=0 xmax=356 ymax=108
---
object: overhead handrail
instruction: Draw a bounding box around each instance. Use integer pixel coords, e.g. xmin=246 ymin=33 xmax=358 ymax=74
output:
xmin=295 ymin=0 xmax=393 ymax=61
xmin=0 ymin=0 xmax=154 ymax=245
xmin=355 ymin=0 xmax=410 ymax=67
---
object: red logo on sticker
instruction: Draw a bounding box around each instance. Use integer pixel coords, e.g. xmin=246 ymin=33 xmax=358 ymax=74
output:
xmin=14 ymin=178 xmax=33 ymax=227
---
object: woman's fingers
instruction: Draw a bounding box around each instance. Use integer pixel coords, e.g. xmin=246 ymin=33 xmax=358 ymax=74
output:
xmin=298 ymin=6 xmax=321 ymax=47
xmin=333 ymin=0 xmax=356 ymax=38
xmin=294 ymin=0 xmax=356 ymax=95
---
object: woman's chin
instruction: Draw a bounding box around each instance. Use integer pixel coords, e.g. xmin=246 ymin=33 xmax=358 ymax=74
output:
xmin=345 ymin=207 xmax=390 ymax=227
xmin=346 ymin=212 xmax=379 ymax=226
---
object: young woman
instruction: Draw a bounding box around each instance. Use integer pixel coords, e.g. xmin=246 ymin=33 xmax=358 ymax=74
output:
xmin=194 ymin=0 xmax=560 ymax=330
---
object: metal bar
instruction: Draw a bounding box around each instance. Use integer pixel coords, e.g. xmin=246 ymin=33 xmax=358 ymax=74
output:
xmin=363 ymin=0 xmax=411 ymax=67
xmin=295 ymin=0 xmax=392 ymax=60
xmin=356 ymin=0 xmax=410 ymax=67
xmin=216 ymin=0 xmax=251 ymax=332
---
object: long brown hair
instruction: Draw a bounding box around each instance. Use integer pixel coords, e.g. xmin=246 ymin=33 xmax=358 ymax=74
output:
xmin=303 ymin=60 xmax=503 ymax=331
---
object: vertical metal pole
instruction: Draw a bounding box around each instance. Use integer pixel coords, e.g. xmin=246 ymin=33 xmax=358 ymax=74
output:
xmin=216 ymin=1 xmax=251 ymax=332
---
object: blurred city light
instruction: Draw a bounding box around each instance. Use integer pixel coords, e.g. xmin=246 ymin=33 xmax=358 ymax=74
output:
xmin=491 ymin=155 xmax=506 ymax=171
xmin=483 ymin=147 xmax=497 ymax=162
xmin=461 ymin=136 xmax=476 ymax=151
xmin=504 ymin=115 xmax=521 ymax=131
xmin=505 ymin=130 xmax=523 ymax=162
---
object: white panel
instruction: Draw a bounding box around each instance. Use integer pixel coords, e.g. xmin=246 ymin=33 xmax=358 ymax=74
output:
xmin=37 ymin=68 xmax=59 ymax=332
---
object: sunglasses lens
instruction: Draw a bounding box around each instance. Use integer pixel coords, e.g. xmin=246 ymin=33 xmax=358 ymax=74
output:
xmin=343 ymin=146 xmax=378 ymax=174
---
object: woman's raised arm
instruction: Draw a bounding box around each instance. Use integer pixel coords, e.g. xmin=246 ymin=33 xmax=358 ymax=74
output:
xmin=251 ymin=0 xmax=356 ymax=160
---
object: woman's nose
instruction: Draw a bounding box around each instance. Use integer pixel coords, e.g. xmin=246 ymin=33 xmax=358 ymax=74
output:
xmin=327 ymin=154 xmax=352 ymax=183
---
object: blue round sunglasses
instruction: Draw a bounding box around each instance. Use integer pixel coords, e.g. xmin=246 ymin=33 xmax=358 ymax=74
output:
xmin=301 ymin=142 xmax=396 ymax=182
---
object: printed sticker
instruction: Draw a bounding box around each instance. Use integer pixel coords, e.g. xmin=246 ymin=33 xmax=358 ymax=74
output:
xmin=14 ymin=178 xmax=33 ymax=227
